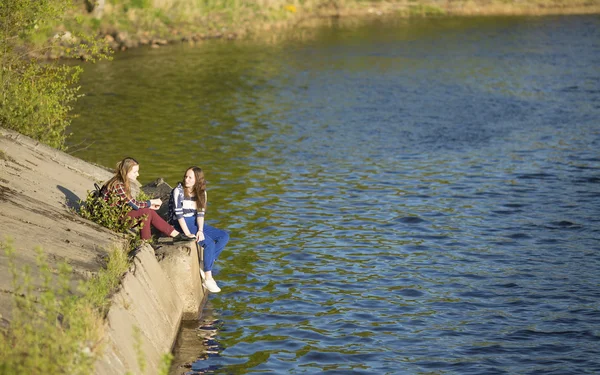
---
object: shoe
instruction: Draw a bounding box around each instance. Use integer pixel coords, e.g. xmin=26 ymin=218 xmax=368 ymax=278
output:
xmin=203 ymin=278 xmax=221 ymax=293
xmin=173 ymin=233 xmax=196 ymax=243
xmin=199 ymin=268 xmax=205 ymax=281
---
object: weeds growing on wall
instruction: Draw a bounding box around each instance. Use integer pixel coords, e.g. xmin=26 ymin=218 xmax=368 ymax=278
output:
xmin=78 ymin=188 xmax=136 ymax=234
xmin=0 ymin=238 xmax=129 ymax=374
xmin=77 ymin=186 xmax=155 ymax=253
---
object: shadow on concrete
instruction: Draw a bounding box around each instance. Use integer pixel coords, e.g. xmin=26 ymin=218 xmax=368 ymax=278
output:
xmin=57 ymin=185 xmax=81 ymax=211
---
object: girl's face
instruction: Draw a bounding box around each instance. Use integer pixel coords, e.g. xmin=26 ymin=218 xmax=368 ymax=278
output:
xmin=127 ymin=164 xmax=139 ymax=181
xmin=184 ymin=169 xmax=195 ymax=189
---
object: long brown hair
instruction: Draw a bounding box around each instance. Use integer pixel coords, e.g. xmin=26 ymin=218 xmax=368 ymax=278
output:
xmin=182 ymin=166 xmax=206 ymax=211
xmin=105 ymin=157 xmax=138 ymax=199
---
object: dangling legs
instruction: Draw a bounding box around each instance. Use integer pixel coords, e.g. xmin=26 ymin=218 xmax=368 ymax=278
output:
xmin=201 ymin=224 xmax=229 ymax=277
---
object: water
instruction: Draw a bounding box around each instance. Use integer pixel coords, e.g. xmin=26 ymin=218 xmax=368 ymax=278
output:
xmin=68 ymin=15 xmax=600 ymax=374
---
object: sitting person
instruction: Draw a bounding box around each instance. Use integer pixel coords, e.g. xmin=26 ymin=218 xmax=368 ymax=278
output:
xmin=101 ymin=157 xmax=195 ymax=243
xmin=169 ymin=166 xmax=229 ymax=293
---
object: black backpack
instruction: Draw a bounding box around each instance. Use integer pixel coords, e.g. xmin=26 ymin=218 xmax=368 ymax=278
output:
xmin=82 ymin=183 xmax=106 ymax=218
xmin=91 ymin=183 xmax=104 ymax=200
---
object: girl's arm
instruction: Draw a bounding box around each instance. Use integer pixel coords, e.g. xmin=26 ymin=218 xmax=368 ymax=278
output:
xmin=195 ymin=190 xmax=207 ymax=242
xmin=113 ymin=183 xmax=150 ymax=209
xmin=195 ymin=212 xmax=205 ymax=242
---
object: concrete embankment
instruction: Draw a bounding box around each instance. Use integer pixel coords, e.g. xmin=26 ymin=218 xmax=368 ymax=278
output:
xmin=0 ymin=127 xmax=205 ymax=374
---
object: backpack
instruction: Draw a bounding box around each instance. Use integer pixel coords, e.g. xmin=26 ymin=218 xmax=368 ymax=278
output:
xmin=91 ymin=183 xmax=104 ymax=200
xmin=81 ymin=183 xmax=105 ymax=218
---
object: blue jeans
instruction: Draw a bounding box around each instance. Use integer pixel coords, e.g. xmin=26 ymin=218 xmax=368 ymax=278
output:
xmin=175 ymin=216 xmax=229 ymax=272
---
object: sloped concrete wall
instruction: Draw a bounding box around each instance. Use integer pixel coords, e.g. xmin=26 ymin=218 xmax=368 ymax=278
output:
xmin=1 ymin=128 xmax=206 ymax=375
xmin=95 ymin=243 xmax=204 ymax=375
xmin=157 ymin=241 xmax=205 ymax=321
xmin=94 ymin=242 xmax=206 ymax=375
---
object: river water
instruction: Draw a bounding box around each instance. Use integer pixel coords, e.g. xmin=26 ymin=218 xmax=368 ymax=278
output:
xmin=68 ymin=15 xmax=600 ymax=375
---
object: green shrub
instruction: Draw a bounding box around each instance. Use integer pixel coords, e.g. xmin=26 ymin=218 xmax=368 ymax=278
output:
xmin=77 ymin=187 xmax=153 ymax=253
xmin=0 ymin=0 xmax=110 ymax=150
xmin=0 ymin=239 xmax=103 ymax=375
xmin=78 ymin=188 xmax=136 ymax=234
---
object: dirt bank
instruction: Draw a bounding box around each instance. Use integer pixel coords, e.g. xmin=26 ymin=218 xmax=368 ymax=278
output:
xmin=46 ymin=0 xmax=600 ymax=58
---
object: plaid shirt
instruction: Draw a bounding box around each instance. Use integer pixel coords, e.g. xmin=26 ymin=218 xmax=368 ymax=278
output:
xmin=102 ymin=182 xmax=149 ymax=210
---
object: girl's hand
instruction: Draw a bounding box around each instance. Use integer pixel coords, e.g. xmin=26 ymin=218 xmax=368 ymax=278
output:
xmin=196 ymin=231 xmax=205 ymax=242
xmin=150 ymin=198 xmax=163 ymax=207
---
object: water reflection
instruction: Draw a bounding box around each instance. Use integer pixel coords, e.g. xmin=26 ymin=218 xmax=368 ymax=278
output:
xmin=70 ymin=14 xmax=600 ymax=375
xmin=170 ymin=302 xmax=223 ymax=375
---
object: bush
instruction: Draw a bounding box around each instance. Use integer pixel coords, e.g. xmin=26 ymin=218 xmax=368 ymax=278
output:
xmin=0 ymin=239 xmax=104 ymax=375
xmin=78 ymin=187 xmax=136 ymax=234
xmin=78 ymin=186 xmax=151 ymax=252
xmin=0 ymin=0 xmax=110 ymax=150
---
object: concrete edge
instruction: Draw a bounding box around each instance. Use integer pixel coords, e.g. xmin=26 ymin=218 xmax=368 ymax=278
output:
xmin=95 ymin=242 xmax=206 ymax=375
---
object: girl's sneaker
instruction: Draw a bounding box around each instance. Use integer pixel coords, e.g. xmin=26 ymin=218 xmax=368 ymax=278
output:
xmin=203 ymin=278 xmax=221 ymax=293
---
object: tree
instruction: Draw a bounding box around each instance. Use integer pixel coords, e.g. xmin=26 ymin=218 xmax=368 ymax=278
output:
xmin=0 ymin=0 xmax=110 ymax=150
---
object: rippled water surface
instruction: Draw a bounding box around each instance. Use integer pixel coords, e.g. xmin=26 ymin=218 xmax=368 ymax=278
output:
xmin=69 ymin=15 xmax=600 ymax=374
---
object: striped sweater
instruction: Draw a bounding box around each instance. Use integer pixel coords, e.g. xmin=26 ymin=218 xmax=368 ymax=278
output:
xmin=168 ymin=183 xmax=206 ymax=224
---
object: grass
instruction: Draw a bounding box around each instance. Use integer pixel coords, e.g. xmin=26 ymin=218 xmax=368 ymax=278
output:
xmin=0 ymin=236 xmax=174 ymax=374
xmin=67 ymin=0 xmax=600 ymax=45
xmin=27 ymin=0 xmax=600 ymax=56
xmin=0 ymin=238 xmax=130 ymax=374
xmin=0 ymin=185 xmax=172 ymax=373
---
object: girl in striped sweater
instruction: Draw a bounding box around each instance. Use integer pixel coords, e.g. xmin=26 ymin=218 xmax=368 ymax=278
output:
xmin=169 ymin=166 xmax=230 ymax=293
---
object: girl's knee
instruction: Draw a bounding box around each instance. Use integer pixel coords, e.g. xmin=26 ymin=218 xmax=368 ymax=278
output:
xmin=202 ymin=241 xmax=215 ymax=253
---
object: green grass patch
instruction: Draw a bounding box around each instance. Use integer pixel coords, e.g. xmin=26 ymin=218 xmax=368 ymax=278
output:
xmin=0 ymin=238 xmax=129 ymax=374
xmin=408 ymin=4 xmax=446 ymax=17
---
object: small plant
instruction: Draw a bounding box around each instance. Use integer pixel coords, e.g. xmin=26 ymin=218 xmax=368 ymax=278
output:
xmin=159 ymin=353 xmax=174 ymax=375
xmin=0 ymin=239 xmax=105 ymax=375
xmin=78 ymin=188 xmax=135 ymax=233
xmin=136 ymin=188 xmax=152 ymax=203
xmin=77 ymin=186 xmax=153 ymax=253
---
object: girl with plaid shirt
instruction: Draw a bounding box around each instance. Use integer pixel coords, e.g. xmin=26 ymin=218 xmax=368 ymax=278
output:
xmin=102 ymin=157 xmax=195 ymax=243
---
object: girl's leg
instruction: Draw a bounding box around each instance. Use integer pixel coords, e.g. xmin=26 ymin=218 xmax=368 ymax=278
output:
xmin=127 ymin=208 xmax=176 ymax=240
xmin=201 ymin=224 xmax=229 ymax=272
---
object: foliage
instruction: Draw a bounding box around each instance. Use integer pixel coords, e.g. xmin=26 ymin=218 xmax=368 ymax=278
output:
xmin=408 ymin=4 xmax=445 ymax=17
xmin=80 ymin=242 xmax=130 ymax=316
xmin=0 ymin=239 xmax=103 ymax=375
xmin=137 ymin=188 xmax=152 ymax=202
xmin=0 ymin=0 xmax=110 ymax=150
xmin=159 ymin=353 xmax=174 ymax=375
xmin=0 ymin=237 xmax=169 ymax=374
xmin=78 ymin=187 xmax=136 ymax=234
xmin=77 ymin=186 xmax=153 ymax=253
